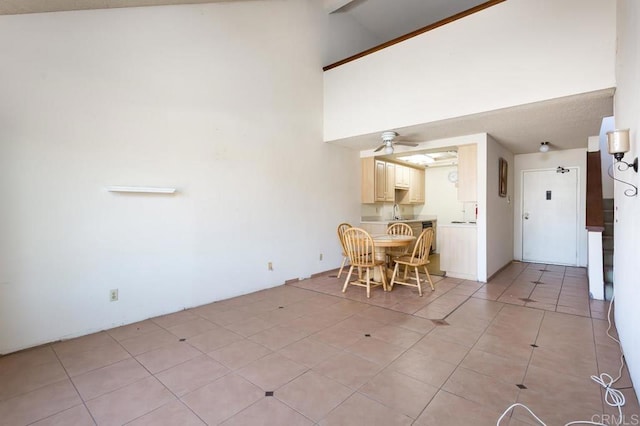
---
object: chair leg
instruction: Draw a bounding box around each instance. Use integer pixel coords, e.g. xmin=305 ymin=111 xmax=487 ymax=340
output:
xmin=389 ymin=263 xmax=399 ymax=291
xmin=338 ymin=256 xmax=348 ymax=278
xmin=342 ymin=265 xmax=354 ymax=293
xmin=379 ymin=265 xmax=388 ymax=291
xmin=414 ymin=266 xmax=423 ymax=296
xmin=423 ymin=265 xmax=435 ymax=290
xmin=366 ymin=267 xmax=371 ymax=298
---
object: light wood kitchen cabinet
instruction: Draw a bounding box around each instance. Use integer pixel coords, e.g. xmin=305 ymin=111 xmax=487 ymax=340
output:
xmin=362 ymin=158 xmax=424 ymax=204
xmin=439 ymin=225 xmax=477 ymax=280
xmin=375 ymin=160 xmax=386 ymax=201
xmin=409 ymin=167 xmax=425 ymax=204
xmin=395 ymin=164 xmax=410 ymax=189
xmin=385 ymin=162 xmax=396 ymax=201
xmin=362 ymin=158 xmax=395 ymax=203
xmin=457 ymin=144 xmax=477 ymax=202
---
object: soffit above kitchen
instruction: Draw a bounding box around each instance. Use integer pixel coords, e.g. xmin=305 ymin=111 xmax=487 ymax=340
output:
xmin=326 ymin=89 xmax=614 ymax=156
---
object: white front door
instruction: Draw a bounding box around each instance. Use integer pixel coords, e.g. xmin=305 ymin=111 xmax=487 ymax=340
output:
xmin=522 ymin=168 xmax=578 ymax=265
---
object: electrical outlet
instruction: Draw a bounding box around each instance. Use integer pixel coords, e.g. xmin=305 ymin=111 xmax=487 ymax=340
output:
xmin=268 ymin=262 xmax=273 ymax=271
xmin=109 ymin=289 xmax=118 ymax=302
xmin=319 ymin=253 xmax=323 ymax=261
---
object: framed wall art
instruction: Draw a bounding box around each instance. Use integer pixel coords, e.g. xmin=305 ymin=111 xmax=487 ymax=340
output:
xmin=499 ymin=157 xmax=508 ymax=197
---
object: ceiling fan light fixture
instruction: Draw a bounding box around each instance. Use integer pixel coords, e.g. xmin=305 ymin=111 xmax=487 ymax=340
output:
xmin=539 ymin=141 xmax=550 ymax=153
xmin=381 ymin=131 xmax=398 ymax=142
xmin=384 ymin=144 xmax=394 ymax=155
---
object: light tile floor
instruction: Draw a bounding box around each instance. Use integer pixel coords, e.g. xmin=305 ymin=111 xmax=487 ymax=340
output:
xmin=1 ymin=262 xmax=638 ymax=425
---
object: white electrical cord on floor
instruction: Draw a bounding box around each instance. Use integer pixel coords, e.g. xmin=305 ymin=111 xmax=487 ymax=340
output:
xmin=496 ymin=294 xmax=626 ymax=426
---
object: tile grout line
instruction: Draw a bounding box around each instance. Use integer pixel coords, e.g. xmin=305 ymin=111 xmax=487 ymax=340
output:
xmin=451 ymin=264 xmax=542 ymax=422
xmin=587 ymin=300 xmax=608 ymax=417
xmin=290 ymin=285 xmax=469 ymax=424
xmin=509 ymin=307 xmax=547 ymax=423
xmin=411 ymin=268 xmax=528 ymax=423
xmin=6 ymin=264 xmax=601 ymax=425
xmin=558 ymin=265 xmax=567 ymax=313
xmin=80 ymin=327 xmax=205 ymax=424
xmin=48 ymin=343 xmax=100 ymax=426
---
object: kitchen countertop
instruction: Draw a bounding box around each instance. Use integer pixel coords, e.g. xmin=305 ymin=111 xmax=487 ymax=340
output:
xmin=360 ymin=215 xmax=438 ymax=224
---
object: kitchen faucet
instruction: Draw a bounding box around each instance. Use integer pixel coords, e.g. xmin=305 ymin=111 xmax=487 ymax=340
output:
xmin=393 ymin=203 xmax=400 ymax=220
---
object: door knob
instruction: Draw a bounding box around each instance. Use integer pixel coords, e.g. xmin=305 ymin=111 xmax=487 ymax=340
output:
xmin=524 ymin=213 xmax=530 ymax=220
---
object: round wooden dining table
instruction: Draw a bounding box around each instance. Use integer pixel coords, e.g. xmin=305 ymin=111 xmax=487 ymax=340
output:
xmin=372 ymin=234 xmax=415 ymax=284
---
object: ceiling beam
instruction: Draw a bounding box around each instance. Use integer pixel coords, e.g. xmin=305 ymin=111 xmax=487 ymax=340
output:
xmin=323 ymin=0 xmax=506 ymax=71
xmin=323 ymin=0 xmax=358 ymax=14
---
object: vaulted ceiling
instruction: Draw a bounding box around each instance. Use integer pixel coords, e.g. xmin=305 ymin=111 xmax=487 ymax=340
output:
xmin=0 ymin=0 xmax=490 ymax=67
xmin=0 ymin=0 xmax=237 ymax=15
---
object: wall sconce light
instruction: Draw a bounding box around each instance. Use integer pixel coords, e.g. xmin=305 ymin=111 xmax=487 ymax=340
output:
xmin=606 ymin=129 xmax=638 ymax=197
xmin=539 ymin=141 xmax=550 ymax=153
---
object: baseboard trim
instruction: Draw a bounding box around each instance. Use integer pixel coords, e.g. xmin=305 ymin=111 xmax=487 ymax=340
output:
xmin=487 ymin=260 xmax=514 ymax=282
xmin=311 ymin=268 xmax=339 ymax=278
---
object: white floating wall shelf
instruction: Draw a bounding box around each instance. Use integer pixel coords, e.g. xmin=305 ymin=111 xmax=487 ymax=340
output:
xmin=106 ymin=186 xmax=176 ymax=194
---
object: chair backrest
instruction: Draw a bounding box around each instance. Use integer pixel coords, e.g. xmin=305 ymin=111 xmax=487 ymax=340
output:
xmin=342 ymin=227 xmax=375 ymax=267
xmin=409 ymin=228 xmax=434 ymax=263
xmin=387 ymin=222 xmax=413 ymax=236
xmin=337 ymin=223 xmax=352 ymax=251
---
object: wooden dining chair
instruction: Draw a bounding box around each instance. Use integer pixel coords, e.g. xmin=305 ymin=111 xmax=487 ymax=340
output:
xmin=336 ymin=223 xmax=352 ymax=278
xmin=341 ymin=227 xmax=387 ymax=298
xmin=386 ymin=223 xmax=414 ymax=264
xmin=389 ymin=227 xmax=435 ymax=296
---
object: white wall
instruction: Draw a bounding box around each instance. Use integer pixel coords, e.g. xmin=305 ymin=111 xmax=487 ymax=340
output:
xmin=476 ymin=136 xmax=488 ymax=282
xmin=486 ymin=136 xmax=515 ymax=278
xmin=0 ymin=2 xmax=361 ymax=354
xmin=599 ymin=117 xmax=616 ymax=199
xmin=416 ymin=165 xmax=463 ymax=252
xmin=323 ymin=0 xmax=616 ymax=141
xmin=612 ymin=0 xmax=640 ymax=395
xmin=513 ymin=149 xmax=588 ymax=266
xmin=419 ymin=166 xmax=464 ymax=224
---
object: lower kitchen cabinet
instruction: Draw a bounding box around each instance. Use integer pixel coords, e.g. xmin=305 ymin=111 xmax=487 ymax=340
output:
xmin=439 ymin=225 xmax=477 ymax=280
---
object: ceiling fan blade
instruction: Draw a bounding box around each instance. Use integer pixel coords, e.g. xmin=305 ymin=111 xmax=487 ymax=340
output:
xmin=374 ymin=144 xmax=386 ymax=152
xmin=395 ymin=142 xmax=419 ymax=147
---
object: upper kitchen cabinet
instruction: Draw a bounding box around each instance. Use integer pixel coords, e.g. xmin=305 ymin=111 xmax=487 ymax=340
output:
xmin=457 ymin=144 xmax=477 ymax=202
xmin=363 ymin=158 xmax=424 ymax=205
xmin=385 ymin=162 xmax=396 ymax=201
xmin=408 ymin=167 xmax=425 ymax=204
xmin=362 ymin=158 xmax=395 ymax=203
xmin=395 ymin=164 xmax=410 ymax=189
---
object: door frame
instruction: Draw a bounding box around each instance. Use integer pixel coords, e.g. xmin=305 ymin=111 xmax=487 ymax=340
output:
xmin=520 ymin=167 xmax=580 ymax=266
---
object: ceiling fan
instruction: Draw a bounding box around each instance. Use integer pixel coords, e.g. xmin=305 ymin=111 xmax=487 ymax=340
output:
xmin=374 ymin=131 xmax=418 ymax=154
